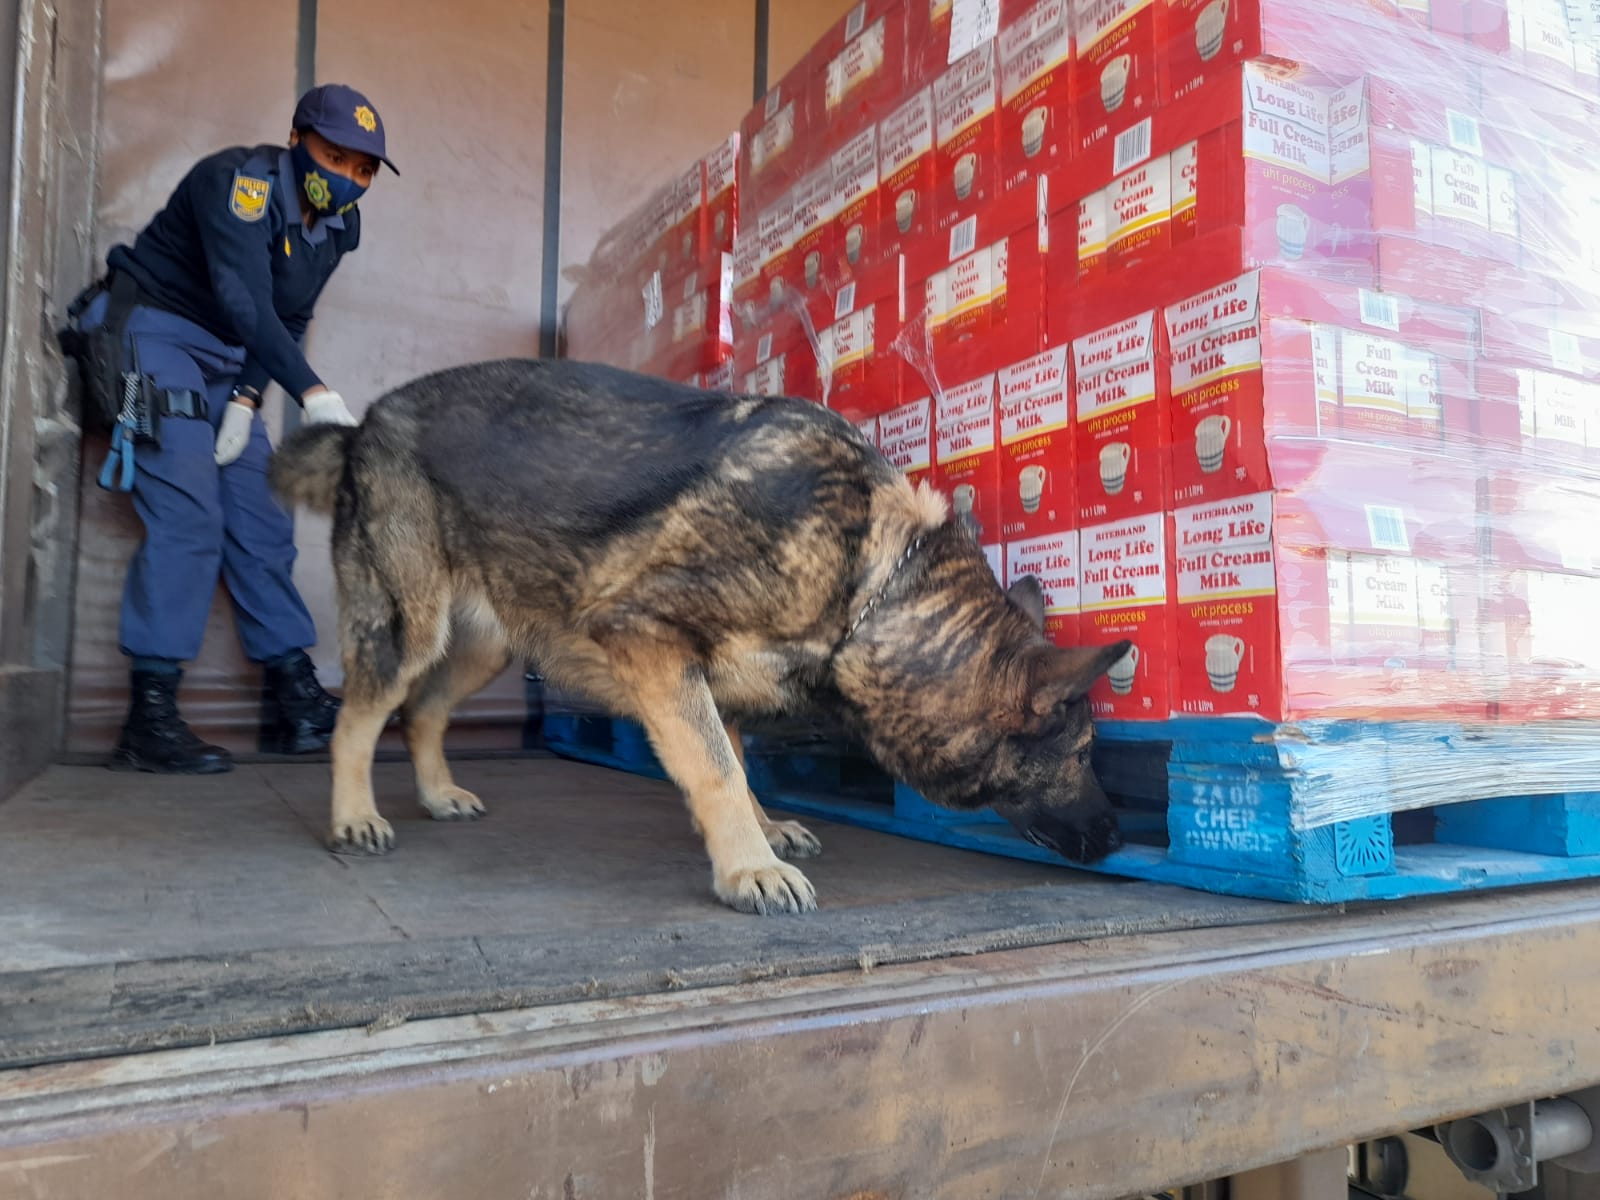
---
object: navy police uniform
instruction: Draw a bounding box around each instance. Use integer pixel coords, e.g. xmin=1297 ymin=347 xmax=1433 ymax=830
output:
xmin=72 ymin=83 xmax=398 ymax=773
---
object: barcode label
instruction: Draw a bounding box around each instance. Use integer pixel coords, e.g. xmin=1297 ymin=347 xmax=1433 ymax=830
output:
xmin=684 ymin=273 xmax=699 ymax=300
xmin=847 ymin=2 xmax=867 ymax=38
xmin=642 ymin=272 xmax=665 ymax=330
xmin=1550 ymin=329 xmax=1584 ymax=374
xmin=1359 ymin=288 xmax=1400 ymax=332
xmin=1365 ymin=504 xmax=1410 ymax=552
xmin=1114 ymin=118 xmax=1154 ymax=176
xmin=764 ymin=87 xmax=783 ymax=121
xmin=1446 ymin=109 xmax=1483 ymax=157
xmin=835 ymin=281 xmax=858 ymax=321
xmin=757 ymin=332 xmax=774 ymax=364
xmin=950 ymin=214 xmax=979 ymax=261
xmin=948 ymin=0 xmax=1000 ymax=63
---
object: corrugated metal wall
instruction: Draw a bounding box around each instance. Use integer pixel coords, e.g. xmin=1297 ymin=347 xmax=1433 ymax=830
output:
xmin=63 ymin=0 xmax=845 ymax=754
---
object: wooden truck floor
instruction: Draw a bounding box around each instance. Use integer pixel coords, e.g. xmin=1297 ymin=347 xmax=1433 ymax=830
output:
xmin=4 ymin=756 xmax=1600 ymax=1198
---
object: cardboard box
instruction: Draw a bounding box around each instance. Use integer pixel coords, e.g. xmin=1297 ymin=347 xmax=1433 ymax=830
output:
xmin=1073 ymin=308 xmax=1169 ymax=523
xmin=817 ymin=0 xmax=910 ymax=149
xmin=1006 ymin=528 xmax=1083 ymax=646
xmin=824 ymin=260 xmax=903 ymax=420
xmin=998 ymin=343 xmax=1077 ymax=539
xmin=935 ymin=42 xmax=1004 ymax=237
xmin=878 ymin=86 xmax=940 ymax=273
xmin=705 ymin=133 xmax=740 ymax=260
xmin=791 ymin=163 xmax=841 ymax=328
xmin=917 ymin=207 xmax=1046 ymax=385
xmin=932 ymin=373 xmax=1003 ymax=547
xmin=742 ymin=61 xmax=817 ymax=212
xmin=833 ymin=125 xmax=884 ymax=276
xmin=998 ymin=0 xmax=1074 ymax=195
xmin=1080 ymin=509 xmax=1174 ymax=718
xmin=1073 ymin=0 xmax=1160 ymax=160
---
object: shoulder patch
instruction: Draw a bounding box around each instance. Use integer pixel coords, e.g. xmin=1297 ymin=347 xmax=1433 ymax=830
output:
xmin=229 ymin=172 xmax=272 ymax=223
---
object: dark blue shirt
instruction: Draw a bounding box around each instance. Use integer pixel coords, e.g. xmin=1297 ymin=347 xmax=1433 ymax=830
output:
xmin=106 ymin=143 xmax=360 ymax=401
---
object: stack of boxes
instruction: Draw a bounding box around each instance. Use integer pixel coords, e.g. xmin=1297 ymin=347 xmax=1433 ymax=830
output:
xmin=563 ymin=0 xmax=1600 ymax=725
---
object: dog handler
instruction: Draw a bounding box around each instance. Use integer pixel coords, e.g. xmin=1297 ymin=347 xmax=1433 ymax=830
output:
xmin=66 ymin=84 xmax=396 ymax=774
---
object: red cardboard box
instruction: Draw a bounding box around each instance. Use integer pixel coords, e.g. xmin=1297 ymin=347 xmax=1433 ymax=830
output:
xmin=833 ymin=125 xmax=884 ymax=276
xmin=998 ymin=0 xmax=1074 ymax=195
xmin=932 ymin=372 xmax=1004 ymax=549
xmin=705 ymin=133 xmax=740 ymax=260
xmin=1073 ymin=308 xmax=1169 ymax=523
xmin=916 ymin=207 xmax=1046 ymax=385
xmin=1073 ymin=0 xmax=1161 ymax=160
xmin=934 ymin=42 xmax=1004 ymax=237
xmin=817 ymin=0 xmax=910 ymax=149
xmin=1080 ymin=509 xmax=1174 ymax=718
xmin=878 ymin=86 xmax=940 ymax=269
xmin=879 ymin=393 xmax=936 ymax=486
xmin=998 ymin=343 xmax=1077 ymax=539
xmin=1006 ymin=528 xmax=1083 ymax=646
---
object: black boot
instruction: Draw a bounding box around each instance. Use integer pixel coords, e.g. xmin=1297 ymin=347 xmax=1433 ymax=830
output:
xmin=111 ymin=671 xmax=234 ymax=774
xmin=262 ymin=649 xmax=341 ymax=754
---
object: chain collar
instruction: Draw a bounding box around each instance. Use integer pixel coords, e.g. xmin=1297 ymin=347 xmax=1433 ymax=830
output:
xmin=838 ymin=533 xmax=928 ymax=649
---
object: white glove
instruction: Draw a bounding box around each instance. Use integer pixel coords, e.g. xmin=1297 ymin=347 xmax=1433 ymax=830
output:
xmin=213 ymin=400 xmax=256 ymax=466
xmin=303 ymin=390 xmax=358 ymax=427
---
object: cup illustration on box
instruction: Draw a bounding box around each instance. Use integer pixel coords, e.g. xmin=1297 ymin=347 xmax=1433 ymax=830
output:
xmin=1276 ymin=203 xmax=1310 ymax=260
xmin=1099 ymin=441 xmax=1132 ymax=495
xmin=1020 ymin=464 xmax=1047 ymax=513
xmin=1205 ymin=634 xmax=1246 ymax=693
xmin=769 ymin=277 xmax=786 ymax=307
xmin=1107 ymin=644 xmax=1140 ymax=696
xmin=953 ymin=483 xmax=982 ymax=540
xmin=954 ymin=153 xmax=978 ymax=201
xmin=1194 ymin=414 xmax=1232 ymax=474
xmin=1195 ymin=0 xmax=1228 ymax=61
xmin=1101 ymin=55 xmax=1132 ymax=113
xmin=1022 ymin=108 xmax=1048 ymax=158
xmin=714 ymin=211 xmax=727 ymax=242
xmin=805 ymin=250 xmax=822 ymax=289
xmin=846 ymin=223 xmax=864 ymax=265
xmin=896 ymin=189 xmax=917 ymax=233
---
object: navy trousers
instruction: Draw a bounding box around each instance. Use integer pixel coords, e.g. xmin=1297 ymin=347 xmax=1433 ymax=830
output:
xmin=81 ymin=293 xmax=317 ymax=664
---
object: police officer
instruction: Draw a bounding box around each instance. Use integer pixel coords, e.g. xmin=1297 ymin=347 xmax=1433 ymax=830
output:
xmin=72 ymin=83 xmax=397 ymax=774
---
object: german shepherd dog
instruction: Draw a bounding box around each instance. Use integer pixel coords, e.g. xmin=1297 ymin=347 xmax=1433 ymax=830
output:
xmin=271 ymin=359 xmax=1130 ymax=915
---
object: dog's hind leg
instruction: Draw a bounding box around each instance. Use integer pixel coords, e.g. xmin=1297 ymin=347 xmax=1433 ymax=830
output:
xmin=602 ymin=636 xmax=816 ymax=914
xmin=402 ymin=609 xmax=513 ymax=821
xmin=723 ymin=722 xmax=822 ymax=861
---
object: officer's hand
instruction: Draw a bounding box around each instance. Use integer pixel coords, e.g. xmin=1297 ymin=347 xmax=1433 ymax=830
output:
xmin=213 ymin=400 xmax=255 ymax=466
xmin=303 ymin=390 xmax=359 ymax=427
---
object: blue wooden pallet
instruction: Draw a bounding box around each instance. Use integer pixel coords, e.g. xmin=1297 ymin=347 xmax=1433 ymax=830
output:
xmin=543 ymin=710 xmax=1600 ymax=904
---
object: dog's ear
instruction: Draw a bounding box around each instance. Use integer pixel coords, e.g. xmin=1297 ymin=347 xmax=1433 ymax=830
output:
xmin=1005 ymin=574 xmax=1048 ymax=630
xmin=1024 ymin=640 xmax=1134 ymax=716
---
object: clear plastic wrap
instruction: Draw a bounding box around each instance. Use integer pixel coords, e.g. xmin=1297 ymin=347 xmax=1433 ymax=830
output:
xmin=558 ymin=0 xmax=1600 ymax=791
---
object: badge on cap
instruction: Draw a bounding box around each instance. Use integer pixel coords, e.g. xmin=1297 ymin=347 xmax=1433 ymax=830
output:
xmin=354 ymin=105 xmax=378 ymax=133
xmin=230 ymin=172 xmax=272 ymax=223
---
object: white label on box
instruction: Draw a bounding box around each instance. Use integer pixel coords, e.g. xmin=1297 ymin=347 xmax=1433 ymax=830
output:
xmin=1415 ymin=561 xmax=1452 ymax=634
xmin=1328 ymin=80 xmax=1370 ymax=183
xmin=1075 ymin=311 xmax=1158 ymax=418
xmin=684 ymin=273 xmax=700 ymax=302
xmin=936 ymin=374 xmax=998 ymax=460
xmin=1488 ymin=165 xmax=1520 ymax=240
xmin=880 ymin=89 xmax=936 ymax=178
xmin=1174 ymin=493 xmax=1277 ymax=604
xmin=831 ymin=309 xmax=872 ymax=370
xmin=1550 ymin=329 xmax=1585 ymax=375
xmin=642 ymin=271 xmax=665 ymax=331
xmin=672 ymin=292 xmax=706 ymax=343
xmin=1165 ymin=270 xmax=1261 ymax=349
xmin=950 ymin=214 xmax=979 ymax=261
xmin=1079 ymin=188 xmax=1109 ymax=261
xmin=745 ymin=355 xmax=786 ymax=397
xmin=1411 ymin=141 xmax=1434 ymax=217
xmin=1172 ymin=140 xmax=1199 ymax=216
xmin=1075 ymin=0 xmax=1151 ymax=53
xmin=751 ymin=102 xmax=795 ymax=172
xmin=1359 ymin=288 xmax=1400 ymax=333
xmin=1081 ymin=512 xmax=1168 ymax=611
xmin=1241 ymin=65 xmax=1332 ymax=180
xmin=1165 ymin=272 xmax=1264 ymax=395
xmin=1342 ymin=333 xmax=1409 ymax=416
xmin=833 ymin=126 xmax=880 ymax=207
xmin=1403 ymin=346 xmax=1441 ymax=423
xmin=1536 ymin=371 xmax=1588 ymax=446
xmin=1327 ymin=550 xmax=1353 ymax=645
xmin=1113 ymin=118 xmax=1154 ymax=176
xmin=999 ymin=344 xmax=1071 ymax=442
xmin=1432 ymin=147 xmax=1490 ymax=229
xmin=757 ymin=331 xmax=774 ymax=364
xmin=947 ymin=240 xmax=997 ymax=315
xmin=999 ymin=0 xmax=1072 ymax=101
xmin=835 ymin=281 xmax=859 ymax=322
xmin=879 ymin=397 xmax=934 ymax=473
xmin=707 ymin=133 xmax=740 ymax=198
xmin=949 ymin=0 xmax=1002 ymax=63
xmin=828 ymin=17 xmax=888 ymax=110
xmin=847 ymin=1 xmax=868 ymax=38
xmin=1006 ymin=530 xmax=1081 ymax=613
xmin=936 ymin=41 xmax=999 ymax=146
xmin=764 ymin=86 xmax=784 ymax=121
xmin=924 ymin=269 xmax=951 ymax=329
xmin=1446 ymin=109 xmax=1484 ymax=157
xmin=1349 ymin=553 xmax=1418 ymax=625
xmin=1110 ymin=152 xmax=1172 ymax=247
xmin=1312 ymin=325 xmax=1339 ymax=431
xmin=1364 ymin=506 xmax=1411 ymax=553
xmin=855 ymin=415 xmax=878 ymax=446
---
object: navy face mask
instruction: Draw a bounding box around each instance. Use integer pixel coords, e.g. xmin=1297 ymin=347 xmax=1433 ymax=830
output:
xmin=291 ymin=139 xmax=366 ymax=216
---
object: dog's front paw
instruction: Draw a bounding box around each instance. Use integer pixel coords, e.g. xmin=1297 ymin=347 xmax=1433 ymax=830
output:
xmin=420 ymin=786 xmax=486 ymax=821
xmin=715 ymin=860 xmax=817 ymax=915
xmin=329 ymin=814 xmax=395 ymax=855
xmin=763 ymin=818 xmax=822 ymax=860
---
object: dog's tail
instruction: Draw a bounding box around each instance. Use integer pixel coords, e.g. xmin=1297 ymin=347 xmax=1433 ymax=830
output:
xmin=269 ymin=425 xmax=357 ymax=515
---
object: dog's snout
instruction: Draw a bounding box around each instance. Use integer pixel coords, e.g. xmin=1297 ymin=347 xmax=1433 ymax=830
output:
xmin=1012 ymin=806 xmax=1121 ymax=865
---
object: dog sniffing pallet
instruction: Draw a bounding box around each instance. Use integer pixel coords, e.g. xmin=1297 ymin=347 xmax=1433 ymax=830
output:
xmin=542 ymin=711 xmax=1600 ymax=904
